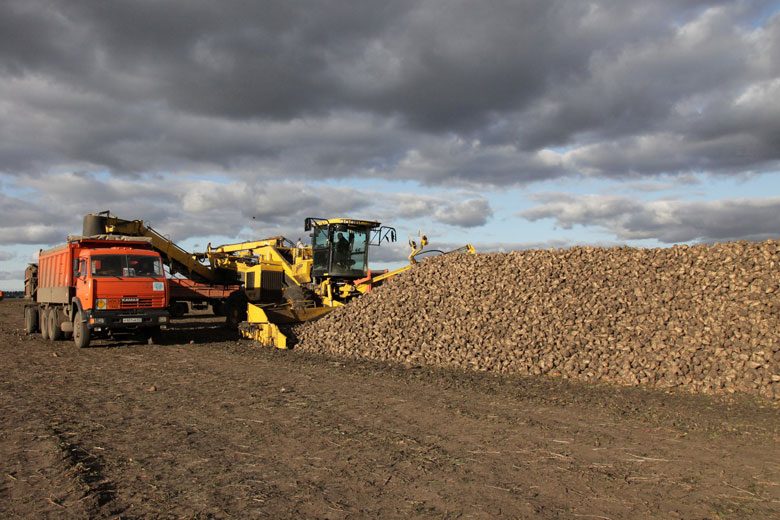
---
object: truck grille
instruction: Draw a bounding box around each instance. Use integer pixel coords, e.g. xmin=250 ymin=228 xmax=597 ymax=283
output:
xmin=108 ymin=296 xmax=165 ymax=309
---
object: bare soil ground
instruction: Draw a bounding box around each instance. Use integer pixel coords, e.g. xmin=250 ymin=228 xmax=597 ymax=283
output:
xmin=1 ymin=299 xmax=778 ymax=519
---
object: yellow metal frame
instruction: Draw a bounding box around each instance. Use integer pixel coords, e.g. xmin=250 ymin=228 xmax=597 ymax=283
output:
xmin=97 ymin=215 xmax=217 ymax=282
xmin=309 ymin=218 xmax=381 ymax=229
xmin=240 ymin=302 xmax=336 ymax=348
xmin=241 ymin=304 xmax=288 ymax=349
xmin=202 ymin=238 xmax=313 ymax=286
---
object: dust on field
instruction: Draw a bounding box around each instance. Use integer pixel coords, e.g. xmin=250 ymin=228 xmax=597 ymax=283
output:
xmin=1 ymin=299 xmax=778 ymax=519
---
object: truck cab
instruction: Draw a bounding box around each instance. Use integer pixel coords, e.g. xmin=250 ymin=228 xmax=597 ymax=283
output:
xmin=75 ymin=248 xmax=169 ymax=331
xmin=25 ymin=236 xmax=170 ymax=348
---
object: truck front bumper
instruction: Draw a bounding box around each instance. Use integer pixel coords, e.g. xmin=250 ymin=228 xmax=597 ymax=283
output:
xmin=87 ymin=308 xmax=170 ymax=330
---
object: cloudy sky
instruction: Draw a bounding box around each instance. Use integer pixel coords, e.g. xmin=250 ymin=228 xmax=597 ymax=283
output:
xmin=1 ymin=0 xmax=779 ymax=290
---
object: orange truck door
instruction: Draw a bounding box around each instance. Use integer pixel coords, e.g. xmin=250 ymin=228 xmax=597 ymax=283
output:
xmin=74 ymin=255 xmax=91 ymax=309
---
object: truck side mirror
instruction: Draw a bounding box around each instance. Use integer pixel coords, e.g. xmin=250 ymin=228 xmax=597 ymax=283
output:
xmin=74 ymin=259 xmax=86 ymax=279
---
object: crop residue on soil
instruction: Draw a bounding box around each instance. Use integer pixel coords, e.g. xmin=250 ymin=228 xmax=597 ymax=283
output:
xmin=1 ymin=300 xmax=779 ymax=519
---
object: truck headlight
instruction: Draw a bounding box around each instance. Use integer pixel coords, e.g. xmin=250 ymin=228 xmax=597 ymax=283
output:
xmin=96 ymin=298 xmax=107 ymax=309
xmin=159 ymin=316 xmax=169 ymax=323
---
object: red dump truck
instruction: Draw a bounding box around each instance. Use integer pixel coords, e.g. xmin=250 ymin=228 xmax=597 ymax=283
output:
xmin=24 ymin=235 xmax=170 ymax=347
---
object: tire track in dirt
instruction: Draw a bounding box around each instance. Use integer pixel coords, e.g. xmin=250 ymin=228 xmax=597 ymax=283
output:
xmin=48 ymin=425 xmax=123 ymax=516
xmin=0 ymin=411 xmax=102 ymax=518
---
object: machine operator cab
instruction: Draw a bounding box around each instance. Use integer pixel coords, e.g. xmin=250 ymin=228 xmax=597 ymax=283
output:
xmin=305 ymin=218 xmax=396 ymax=281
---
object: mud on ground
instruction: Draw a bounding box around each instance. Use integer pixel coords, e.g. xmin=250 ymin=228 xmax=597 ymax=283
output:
xmin=1 ymin=299 xmax=778 ymax=519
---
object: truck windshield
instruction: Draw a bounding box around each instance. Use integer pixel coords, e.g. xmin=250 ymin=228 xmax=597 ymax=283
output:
xmin=91 ymin=255 xmax=163 ymax=278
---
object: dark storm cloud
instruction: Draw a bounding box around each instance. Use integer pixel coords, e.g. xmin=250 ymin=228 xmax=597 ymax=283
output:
xmin=0 ymin=190 xmax=68 ymax=245
xmin=6 ymin=173 xmax=375 ymax=245
xmin=0 ymin=270 xmax=25 ymax=281
xmin=519 ymin=193 xmax=780 ymax=244
xmin=0 ymin=172 xmax=492 ymax=248
xmin=0 ymin=0 xmax=778 ymax=184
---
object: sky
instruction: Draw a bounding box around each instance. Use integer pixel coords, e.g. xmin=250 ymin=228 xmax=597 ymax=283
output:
xmin=1 ymin=0 xmax=780 ymax=290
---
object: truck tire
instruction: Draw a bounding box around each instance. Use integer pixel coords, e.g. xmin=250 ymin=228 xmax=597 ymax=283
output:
xmin=143 ymin=326 xmax=162 ymax=345
xmin=224 ymin=290 xmax=248 ymax=329
xmin=24 ymin=306 xmax=39 ymax=334
xmin=170 ymin=301 xmax=188 ymax=318
xmin=40 ymin=308 xmax=51 ymax=340
xmin=73 ymin=313 xmax=90 ymax=348
xmin=49 ymin=308 xmax=63 ymax=341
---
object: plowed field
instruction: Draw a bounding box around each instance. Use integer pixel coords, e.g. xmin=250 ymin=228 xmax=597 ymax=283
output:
xmin=1 ymin=299 xmax=778 ymax=519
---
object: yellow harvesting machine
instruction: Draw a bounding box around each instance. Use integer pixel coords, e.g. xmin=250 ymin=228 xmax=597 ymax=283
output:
xmin=215 ymin=217 xmax=474 ymax=348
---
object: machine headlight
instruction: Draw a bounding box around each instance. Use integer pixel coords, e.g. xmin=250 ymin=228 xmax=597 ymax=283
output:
xmin=96 ymin=298 xmax=107 ymax=309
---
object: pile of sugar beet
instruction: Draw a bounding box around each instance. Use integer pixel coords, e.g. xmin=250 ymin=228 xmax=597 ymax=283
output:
xmin=293 ymin=240 xmax=780 ymax=400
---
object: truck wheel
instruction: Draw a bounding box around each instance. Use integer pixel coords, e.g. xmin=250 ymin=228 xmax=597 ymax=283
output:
xmin=170 ymin=301 xmax=188 ymax=318
xmin=224 ymin=291 xmax=248 ymax=329
xmin=24 ymin=306 xmax=39 ymax=334
xmin=73 ymin=313 xmax=90 ymax=348
xmin=49 ymin=308 xmax=63 ymax=341
xmin=143 ymin=326 xmax=162 ymax=345
xmin=40 ymin=308 xmax=51 ymax=340
xmin=211 ymin=301 xmax=224 ymax=316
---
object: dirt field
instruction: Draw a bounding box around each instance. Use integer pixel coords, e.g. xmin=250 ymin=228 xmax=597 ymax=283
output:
xmin=1 ymin=299 xmax=778 ymax=519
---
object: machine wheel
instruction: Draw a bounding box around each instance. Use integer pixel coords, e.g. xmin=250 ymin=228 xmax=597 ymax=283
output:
xmin=224 ymin=290 xmax=248 ymax=329
xmin=169 ymin=301 xmax=188 ymax=318
xmin=49 ymin=308 xmax=63 ymax=341
xmin=40 ymin=308 xmax=51 ymax=340
xmin=284 ymin=285 xmax=317 ymax=309
xmin=211 ymin=301 xmax=224 ymax=316
xmin=73 ymin=313 xmax=90 ymax=348
xmin=24 ymin=306 xmax=39 ymax=334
